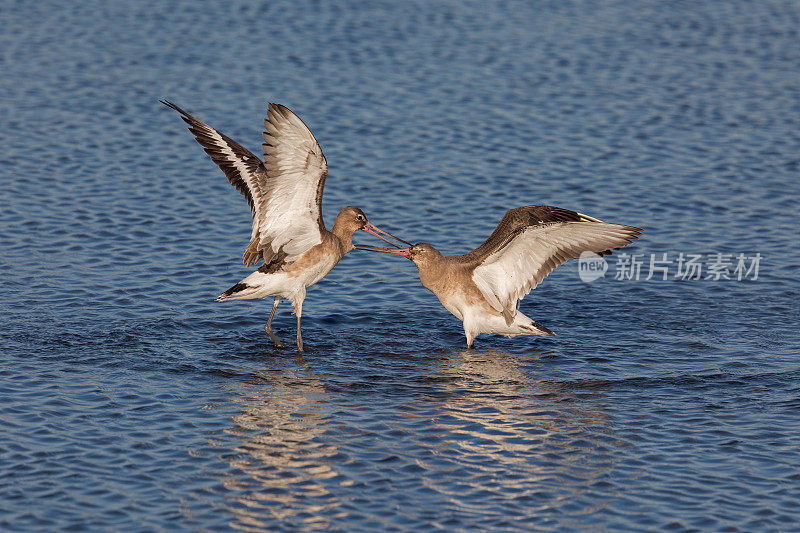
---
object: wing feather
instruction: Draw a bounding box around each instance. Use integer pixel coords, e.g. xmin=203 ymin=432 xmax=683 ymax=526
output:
xmin=258 ymin=103 xmax=328 ymax=260
xmin=163 ymin=101 xmax=328 ymax=267
xmin=468 ymin=206 xmax=642 ymax=323
xmin=162 ymin=100 xmax=273 ymax=266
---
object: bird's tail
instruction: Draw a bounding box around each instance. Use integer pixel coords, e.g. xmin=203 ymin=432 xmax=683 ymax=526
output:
xmin=216 ymin=282 xmax=257 ymax=301
xmin=521 ymin=320 xmax=555 ymax=336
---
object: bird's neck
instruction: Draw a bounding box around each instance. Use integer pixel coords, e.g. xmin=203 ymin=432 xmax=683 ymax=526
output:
xmin=330 ymin=221 xmax=356 ymax=256
xmin=416 ymin=255 xmax=449 ymax=292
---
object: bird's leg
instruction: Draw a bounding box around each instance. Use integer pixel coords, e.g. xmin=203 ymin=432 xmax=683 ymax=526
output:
xmin=265 ymin=296 xmax=285 ymax=348
xmin=465 ymin=327 xmax=476 ymax=350
xmin=294 ymin=299 xmax=304 ymax=352
xmin=296 ymin=314 xmax=303 ymax=352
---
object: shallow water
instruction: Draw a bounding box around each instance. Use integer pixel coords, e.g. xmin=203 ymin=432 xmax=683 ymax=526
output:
xmin=2 ymin=0 xmax=800 ymax=530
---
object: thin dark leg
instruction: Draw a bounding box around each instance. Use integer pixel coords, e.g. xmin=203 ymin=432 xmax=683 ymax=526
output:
xmin=265 ymin=297 xmax=285 ymax=348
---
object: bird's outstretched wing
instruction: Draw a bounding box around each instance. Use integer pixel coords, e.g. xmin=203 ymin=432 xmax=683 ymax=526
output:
xmin=464 ymin=206 xmax=642 ymax=324
xmin=258 ymin=103 xmax=328 ymax=261
xmin=162 ymin=101 xmax=327 ymax=267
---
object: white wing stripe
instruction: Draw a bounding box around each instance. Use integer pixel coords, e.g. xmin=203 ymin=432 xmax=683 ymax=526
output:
xmin=201 ymin=126 xmax=263 ymax=242
xmin=206 ymin=127 xmax=258 ymax=198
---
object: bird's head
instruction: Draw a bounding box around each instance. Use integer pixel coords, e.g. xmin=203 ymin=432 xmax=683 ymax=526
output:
xmin=405 ymin=243 xmax=441 ymax=266
xmin=335 ymin=206 xmax=369 ymax=233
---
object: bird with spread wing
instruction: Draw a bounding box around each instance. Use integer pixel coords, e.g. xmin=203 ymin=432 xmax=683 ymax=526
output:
xmin=358 ymin=205 xmax=641 ymax=348
xmin=163 ymin=101 xmax=408 ymax=351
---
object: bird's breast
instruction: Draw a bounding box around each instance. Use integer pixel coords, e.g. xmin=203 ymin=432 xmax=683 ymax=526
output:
xmin=425 ymin=271 xmax=488 ymax=323
xmin=285 ymin=243 xmax=340 ymax=286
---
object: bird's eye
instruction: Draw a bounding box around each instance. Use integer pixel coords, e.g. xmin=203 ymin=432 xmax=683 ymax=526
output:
xmin=357 ymin=215 xmax=364 ymax=221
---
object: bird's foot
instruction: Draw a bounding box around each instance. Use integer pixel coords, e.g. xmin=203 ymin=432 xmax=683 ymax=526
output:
xmin=265 ymin=325 xmax=285 ymax=348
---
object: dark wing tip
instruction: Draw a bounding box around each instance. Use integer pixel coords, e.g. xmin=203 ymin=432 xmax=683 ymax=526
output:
xmin=161 ymin=100 xmax=197 ymax=128
xmin=267 ymin=103 xmax=299 ymax=124
xmin=268 ymin=102 xmax=290 ymax=114
xmin=265 ymin=103 xmax=284 ymax=129
xmin=597 ymin=224 xmax=643 ymax=256
xmin=160 ymin=99 xmax=186 ymax=114
xmin=161 ymin=101 xmax=209 ymax=132
xmin=620 ymin=225 xmax=644 ymax=240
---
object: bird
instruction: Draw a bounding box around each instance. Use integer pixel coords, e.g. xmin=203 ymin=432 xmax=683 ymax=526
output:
xmin=357 ymin=205 xmax=642 ymax=348
xmin=162 ymin=100 xmax=409 ymax=351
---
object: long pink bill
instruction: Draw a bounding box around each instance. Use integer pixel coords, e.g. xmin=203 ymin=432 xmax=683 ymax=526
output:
xmin=354 ymin=244 xmax=411 ymax=258
xmin=361 ymin=222 xmax=413 ymax=248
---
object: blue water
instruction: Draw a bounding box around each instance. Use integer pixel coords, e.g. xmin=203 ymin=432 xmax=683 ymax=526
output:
xmin=2 ymin=0 xmax=800 ymax=530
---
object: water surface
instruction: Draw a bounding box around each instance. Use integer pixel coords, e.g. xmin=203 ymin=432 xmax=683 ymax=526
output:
xmin=2 ymin=0 xmax=799 ymax=530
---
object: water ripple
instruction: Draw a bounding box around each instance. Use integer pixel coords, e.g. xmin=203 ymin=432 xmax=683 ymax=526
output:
xmin=2 ymin=0 xmax=800 ymax=530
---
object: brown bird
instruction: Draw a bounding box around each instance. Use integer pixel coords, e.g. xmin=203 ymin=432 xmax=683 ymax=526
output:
xmin=358 ymin=205 xmax=641 ymax=348
xmin=163 ymin=100 xmax=408 ymax=351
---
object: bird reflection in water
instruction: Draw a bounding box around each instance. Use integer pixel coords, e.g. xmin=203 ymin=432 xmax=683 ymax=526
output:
xmin=222 ymin=364 xmax=342 ymax=531
xmin=220 ymin=349 xmax=621 ymax=529
xmin=405 ymin=349 xmax=620 ymax=520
